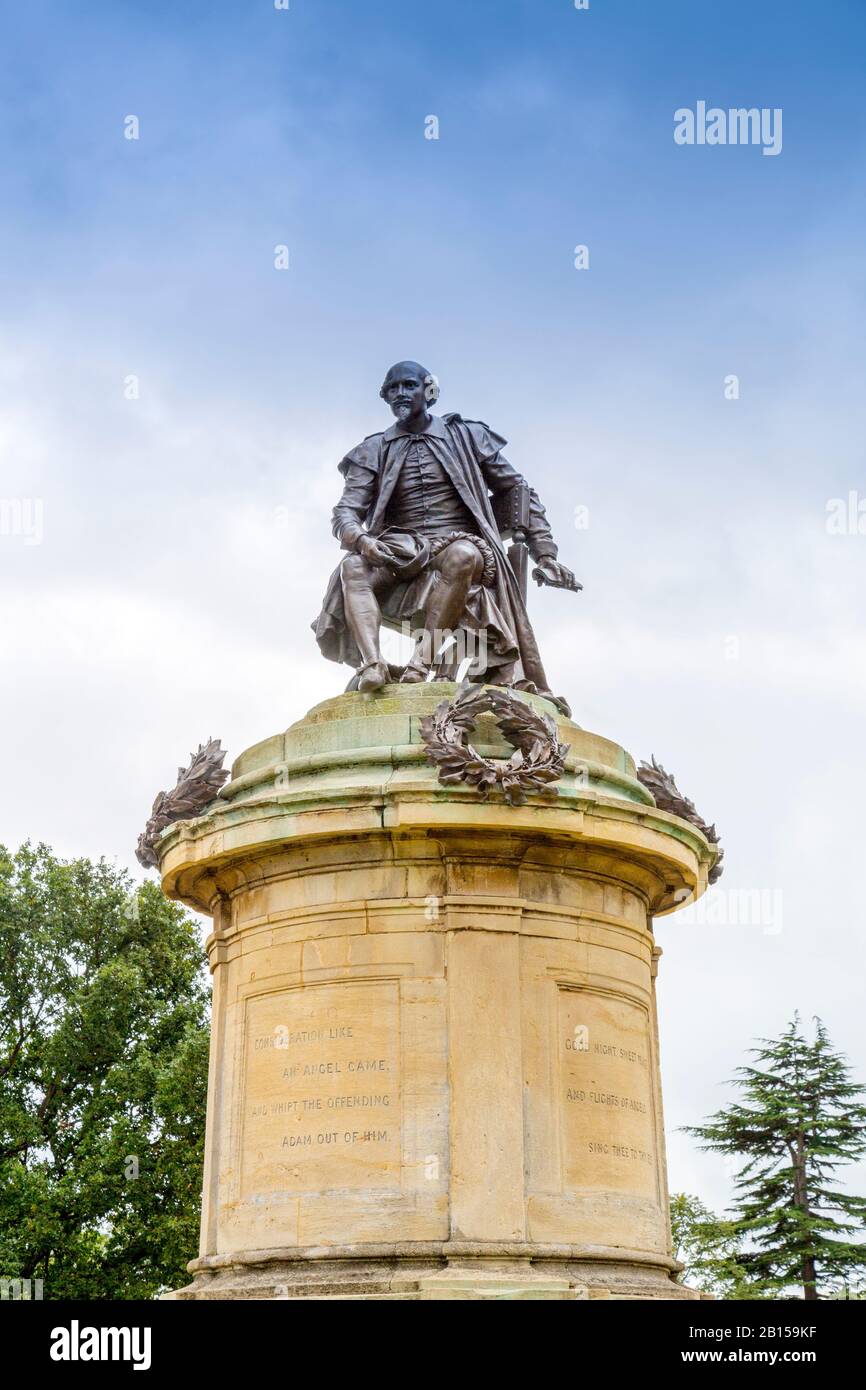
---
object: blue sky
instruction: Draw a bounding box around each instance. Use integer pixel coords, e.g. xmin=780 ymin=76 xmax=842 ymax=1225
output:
xmin=2 ymin=1 xmax=865 ymax=1228
xmin=2 ymin=0 xmax=864 ymax=419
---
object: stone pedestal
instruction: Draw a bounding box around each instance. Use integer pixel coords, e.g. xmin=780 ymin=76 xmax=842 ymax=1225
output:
xmin=157 ymin=684 xmax=716 ymax=1300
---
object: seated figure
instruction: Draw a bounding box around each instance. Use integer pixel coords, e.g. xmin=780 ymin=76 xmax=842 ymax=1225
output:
xmin=312 ymin=361 xmax=580 ymax=714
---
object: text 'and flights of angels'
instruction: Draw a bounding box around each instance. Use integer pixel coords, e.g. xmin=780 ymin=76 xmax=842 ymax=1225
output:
xmin=241 ymin=980 xmax=401 ymax=1197
xmin=559 ymin=990 xmax=658 ymax=1199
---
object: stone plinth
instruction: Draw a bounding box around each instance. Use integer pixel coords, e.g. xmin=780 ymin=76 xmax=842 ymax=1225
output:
xmin=157 ymin=684 xmax=716 ymax=1300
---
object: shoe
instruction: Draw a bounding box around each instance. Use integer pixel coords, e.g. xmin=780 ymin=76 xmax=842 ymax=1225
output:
xmin=400 ymin=657 xmax=430 ymax=684
xmin=357 ymin=659 xmax=389 ymax=693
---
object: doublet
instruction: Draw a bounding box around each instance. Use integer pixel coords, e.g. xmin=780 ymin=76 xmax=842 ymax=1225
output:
xmin=384 ymin=436 xmax=476 ymax=537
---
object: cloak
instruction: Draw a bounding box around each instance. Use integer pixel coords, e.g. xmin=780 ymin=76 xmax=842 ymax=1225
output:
xmin=311 ymin=413 xmax=564 ymax=706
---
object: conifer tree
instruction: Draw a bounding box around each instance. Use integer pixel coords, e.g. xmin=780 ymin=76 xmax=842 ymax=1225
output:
xmin=685 ymin=1016 xmax=866 ymax=1299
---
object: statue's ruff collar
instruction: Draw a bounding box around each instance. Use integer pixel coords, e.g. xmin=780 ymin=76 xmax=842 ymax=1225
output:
xmin=382 ymin=414 xmax=449 ymax=443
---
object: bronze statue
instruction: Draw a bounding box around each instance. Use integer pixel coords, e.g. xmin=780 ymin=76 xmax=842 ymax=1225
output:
xmin=133 ymin=369 xmax=726 ymax=875
xmin=312 ymin=361 xmax=580 ymax=714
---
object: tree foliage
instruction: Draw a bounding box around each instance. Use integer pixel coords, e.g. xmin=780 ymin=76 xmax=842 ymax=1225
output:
xmin=684 ymin=1016 xmax=866 ymax=1300
xmin=0 ymin=842 xmax=209 ymax=1299
xmin=670 ymin=1192 xmax=751 ymax=1297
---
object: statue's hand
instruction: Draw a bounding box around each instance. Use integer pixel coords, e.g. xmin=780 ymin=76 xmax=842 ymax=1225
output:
xmin=532 ymin=558 xmax=582 ymax=592
xmin=357 ymin=535 xmax=392 ymax=568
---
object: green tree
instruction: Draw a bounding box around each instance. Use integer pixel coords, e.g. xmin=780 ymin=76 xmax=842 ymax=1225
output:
xmin=685 ymin=1016 xmax=866 ymax=1300
xmin=0 ymin=842 xmax=209 ymax=1299
xmin=670 ymin=1192 xmax=768 ymax=1298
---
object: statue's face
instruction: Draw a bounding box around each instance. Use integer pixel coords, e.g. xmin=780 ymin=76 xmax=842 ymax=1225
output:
xmin=381 ymin=363 xmax=429 ymax=422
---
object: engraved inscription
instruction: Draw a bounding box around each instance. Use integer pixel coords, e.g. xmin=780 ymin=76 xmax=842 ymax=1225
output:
xmin=240 ymin=980 xmax=400 ymax=1197
xmin=559 ymin=990 xmax=657 ymax=1198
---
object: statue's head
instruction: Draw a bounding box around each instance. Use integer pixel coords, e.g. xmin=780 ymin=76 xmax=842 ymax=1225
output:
xmin=379 ymin=361 xmax=440 ymax=422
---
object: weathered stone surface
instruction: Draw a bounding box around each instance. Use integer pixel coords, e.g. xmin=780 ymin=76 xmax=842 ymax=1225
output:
xmin=159 ymin=685 xmax=713 ymax=1299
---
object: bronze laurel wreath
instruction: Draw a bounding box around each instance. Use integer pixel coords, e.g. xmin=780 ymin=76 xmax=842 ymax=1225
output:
xmin=636 ymin=755 xmax=724 ymax=883
xmin=136 ymin=737 xmax=229 ymax=868
xmin=419 ymin=683 xmax=570 ymax=806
